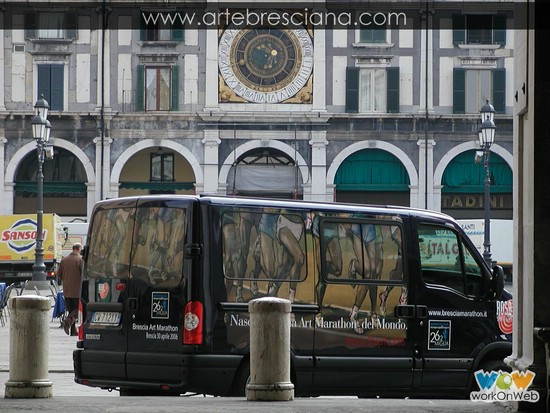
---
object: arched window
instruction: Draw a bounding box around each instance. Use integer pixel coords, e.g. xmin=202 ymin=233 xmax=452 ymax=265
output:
xmin=335 ymin=149 xmax=410 ymax=205
xmin=14 ymin=147 xmax=87 ymax=215
xmin=442 ymin=150 xmax=512 ymax=194
xmin=441 ymin=150 xmax=512 ymax=219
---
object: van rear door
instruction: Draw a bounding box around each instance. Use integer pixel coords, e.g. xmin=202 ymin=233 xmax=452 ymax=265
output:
xmin=125 ymin=198 xmax=191 ymax=382
xmin=81 ymin=197 xmax=193 ymax=384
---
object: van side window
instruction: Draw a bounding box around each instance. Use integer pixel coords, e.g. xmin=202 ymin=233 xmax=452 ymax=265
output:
xmin=315 ymin=217 xmax=407 ymax=318
xmin=221 ymin=210 xmax=307 ymax=303
xmin=318 ymin=218 xmax=404 ymax=285
xmin=86 ymin=207 xmax=134 ymax=279
xmin=418 ymin=224 xmax=484 ymax=297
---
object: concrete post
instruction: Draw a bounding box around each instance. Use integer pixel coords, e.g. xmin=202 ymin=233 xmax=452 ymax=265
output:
xmin=247 ymin=297 xmax=294 ymax=401
xmin=5 ymin=295 xmax=53 ymax=398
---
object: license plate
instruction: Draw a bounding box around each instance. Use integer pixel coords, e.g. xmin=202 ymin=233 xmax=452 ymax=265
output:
xmin=91 ymin=311 xmax=121 ymax=325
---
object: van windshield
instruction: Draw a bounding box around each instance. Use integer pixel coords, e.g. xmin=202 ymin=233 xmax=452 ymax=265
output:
xmin=418 ymin=224 xmax=485 ymax=297
xmin=85 ymin=206 xmax=186 ymax=288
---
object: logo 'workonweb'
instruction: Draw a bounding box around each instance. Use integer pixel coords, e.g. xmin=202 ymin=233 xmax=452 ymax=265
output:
xmin=471 ymin=369 xmax=539 ymax=403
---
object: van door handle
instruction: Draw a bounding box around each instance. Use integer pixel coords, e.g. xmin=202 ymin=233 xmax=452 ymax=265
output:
xmin=416 ymin=305 xmax=427 ymax=318
xmin=395 ymin=304 xmax=416 ymax=318
xmin=128 ymin=298 xmax=138 ymax=312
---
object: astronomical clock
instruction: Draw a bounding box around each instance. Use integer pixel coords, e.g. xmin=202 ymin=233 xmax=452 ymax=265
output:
xmin=218 ymin=27 xmax=313 ymax=104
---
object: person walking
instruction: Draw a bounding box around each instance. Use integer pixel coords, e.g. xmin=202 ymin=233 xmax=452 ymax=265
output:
xmin=57 ymin=242 xmax=83 ymax=336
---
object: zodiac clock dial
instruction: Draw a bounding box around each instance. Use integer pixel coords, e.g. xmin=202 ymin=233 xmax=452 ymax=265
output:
xmin=219 ymin=28 xmax=313 ymax=103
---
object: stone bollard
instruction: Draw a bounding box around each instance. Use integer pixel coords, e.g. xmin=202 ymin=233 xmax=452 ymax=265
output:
xmin=246 ymin=297 xmax=294 ymax=401
xmin=5 ymin=295 xmax=53 ymax=398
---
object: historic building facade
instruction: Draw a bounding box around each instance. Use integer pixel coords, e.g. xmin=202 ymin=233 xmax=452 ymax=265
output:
xmin=0 ymin=2 xmax=514 ymax=227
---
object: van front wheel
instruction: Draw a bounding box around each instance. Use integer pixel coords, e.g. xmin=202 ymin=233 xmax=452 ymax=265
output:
xmin=470 ymin=359 xmax=512 ymax=394
xmin=478 ymin=359 xmax=512 ymax=375
xmin=229 ymin=359 xmax=250 ymax=397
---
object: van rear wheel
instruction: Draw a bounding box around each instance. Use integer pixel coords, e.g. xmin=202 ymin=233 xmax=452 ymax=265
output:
xmin=120 ymin=387 xmax=140 ymax=396
xmin=119 ymin=387 xmax=180 ymax=397
xmin=229 ymin=359 xmax=250 ymax=397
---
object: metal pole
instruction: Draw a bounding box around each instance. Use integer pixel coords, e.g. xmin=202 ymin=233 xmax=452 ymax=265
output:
xmin=424 ymin=1 xmax=429 ymax=210
xmin=99 ymin=1 xmax=106 ymax=201
xmin=421 ymin=2 xmax=434 ymax=210
xmin=32 ymin=142 xmax=47 ymax=281
xmin=482 ymin=147 xmax=492 ymax=268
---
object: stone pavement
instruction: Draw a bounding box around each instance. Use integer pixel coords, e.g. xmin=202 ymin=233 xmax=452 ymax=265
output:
xmin=0 ymin=294 xmax=519 ymax=412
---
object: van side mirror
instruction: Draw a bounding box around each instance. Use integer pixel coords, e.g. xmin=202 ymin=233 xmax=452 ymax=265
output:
xmin=491 ymin=264 xmax=505 ymax=299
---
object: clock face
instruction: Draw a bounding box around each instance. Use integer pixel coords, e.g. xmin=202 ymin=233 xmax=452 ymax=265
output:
xmin=219 ymin=28 xmax=313 ymax=103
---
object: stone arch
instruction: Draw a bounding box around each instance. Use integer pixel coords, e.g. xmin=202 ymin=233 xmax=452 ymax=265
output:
xmin=4 ymin=139 xmax=96 ymax=215
xmin=110 ymin=139 xmax=203 ymax=197
xmin=433 ymin=142 xmax=513 ymax=211
xmin=6 ymin=140 xmax=95 ymax=186
xmin=219 ymin=139 xmax=310 ymax=195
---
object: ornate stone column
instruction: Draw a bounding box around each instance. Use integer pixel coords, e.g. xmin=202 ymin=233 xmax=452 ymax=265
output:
xmin=417 ymin=137 xmax=436 ymax=210
xmin=93 ymin=136 xmax=112 ymax=202
xmin=202 ymin=130 xmax=221 ymax=194
xmin=309 ymin=131 xmax=328 ymax=202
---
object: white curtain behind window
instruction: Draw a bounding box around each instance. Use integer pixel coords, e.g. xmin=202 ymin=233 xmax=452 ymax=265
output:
xmin=359 ymin=68 xmax=386 ymax=112
xmin=227 ymin=164 xmax=299 ymax=193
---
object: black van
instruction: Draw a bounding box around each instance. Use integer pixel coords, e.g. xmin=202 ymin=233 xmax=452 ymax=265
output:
xmin=73 ymin=195 xmax=512 ymax=398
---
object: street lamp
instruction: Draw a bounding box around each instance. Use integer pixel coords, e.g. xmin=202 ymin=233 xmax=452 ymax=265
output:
xmin=31 ymin=94 xmax=51 ymax=282
xmin=478 ymin=99 xmax=496 ymax=269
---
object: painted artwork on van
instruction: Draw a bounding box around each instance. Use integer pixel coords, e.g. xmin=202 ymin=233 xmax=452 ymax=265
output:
xmin=87 ymin=207 xmax=134 ymax=278
xmin=221 ymin=208 xmax=408 ymax=348
xmin=131 ymin=207 xmax=186 ymax=287
xmin=86 ymin=206 xmax=186 ymax=289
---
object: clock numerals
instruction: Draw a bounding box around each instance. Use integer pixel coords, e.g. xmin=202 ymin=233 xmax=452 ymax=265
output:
xmin=219 ymin=28 xmax=314 ymax=103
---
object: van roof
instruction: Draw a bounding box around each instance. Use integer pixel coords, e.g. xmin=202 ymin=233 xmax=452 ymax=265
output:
xmin=93 ymin=194 xmax=455 ymax=223
xmin=208 ymin=195 xmax=453 ymax=220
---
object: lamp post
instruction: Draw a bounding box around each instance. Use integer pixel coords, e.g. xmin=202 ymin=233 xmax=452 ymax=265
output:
xmin=31 ymin=94 xmax=51 ymax=282
xmin=478 ymin=99 xmax=496 ymax=269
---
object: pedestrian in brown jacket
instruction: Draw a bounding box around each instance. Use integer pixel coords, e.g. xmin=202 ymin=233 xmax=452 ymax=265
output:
xmin=57 ymin=242 xmax=83 ymax=336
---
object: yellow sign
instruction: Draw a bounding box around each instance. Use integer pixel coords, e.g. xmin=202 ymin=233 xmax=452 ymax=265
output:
xmin=0 ymin=214 xmax=63 ymax=262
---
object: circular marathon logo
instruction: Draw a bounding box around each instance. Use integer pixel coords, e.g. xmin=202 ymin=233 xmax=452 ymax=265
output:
xmin=497 ymin=299 xmax=513 ymax=335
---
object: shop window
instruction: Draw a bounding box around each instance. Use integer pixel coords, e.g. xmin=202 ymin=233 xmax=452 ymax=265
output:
xmin=151 ymin=152 xmax=174 ymax=182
